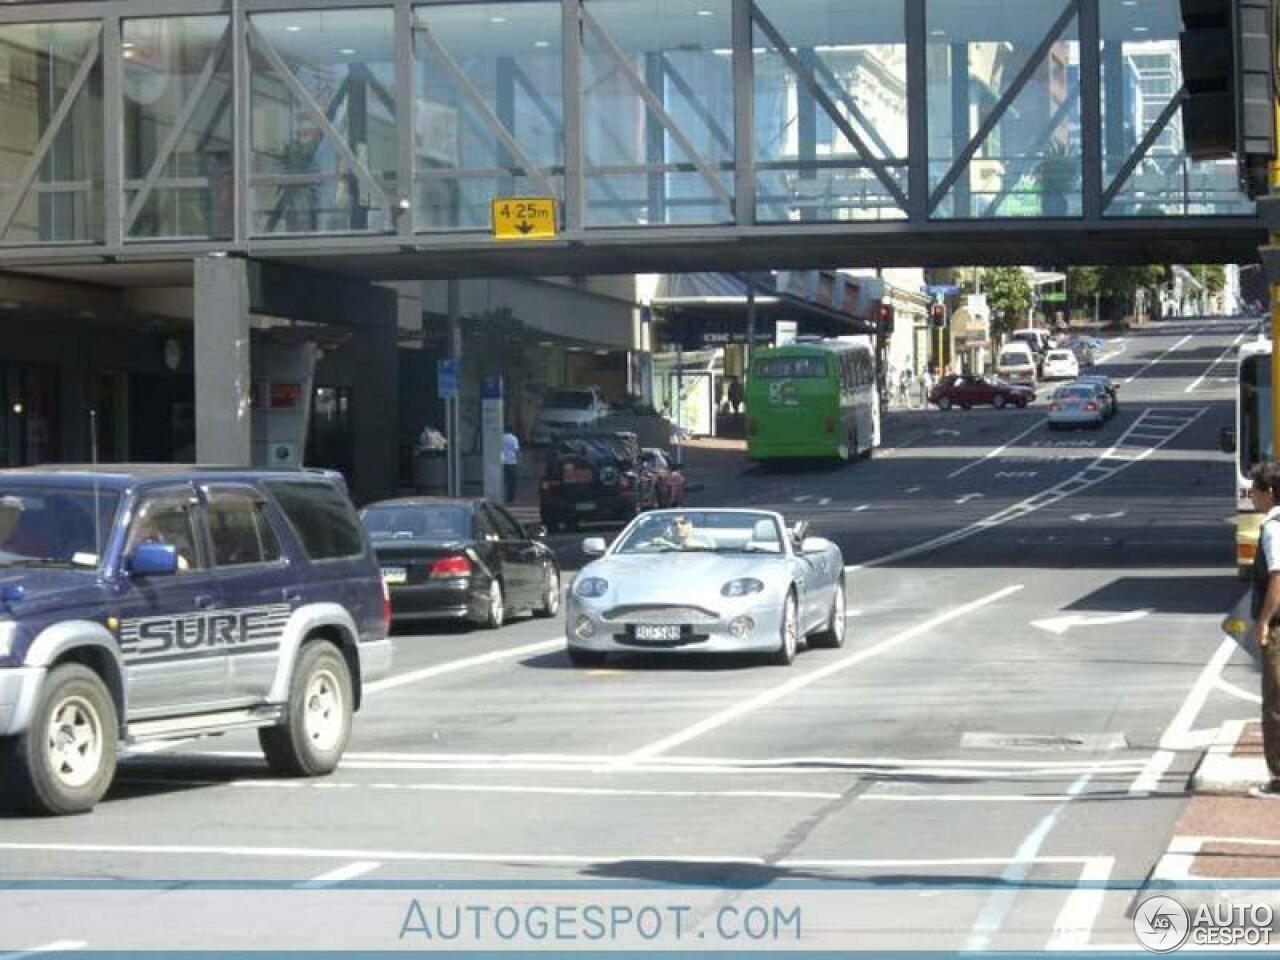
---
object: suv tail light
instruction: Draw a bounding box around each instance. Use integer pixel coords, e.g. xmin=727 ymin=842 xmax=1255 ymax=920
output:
xmin=1085 ymin=402 xmax=1098 ymax=412
xmin=430 ymin=554 xmax=473 ymax=579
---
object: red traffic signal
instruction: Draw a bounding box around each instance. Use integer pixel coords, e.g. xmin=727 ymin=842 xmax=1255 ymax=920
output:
xmin=876 ymin=303 xmax=895 ymax=335
xmin=929 ymin=303 xmax=948 ymax=328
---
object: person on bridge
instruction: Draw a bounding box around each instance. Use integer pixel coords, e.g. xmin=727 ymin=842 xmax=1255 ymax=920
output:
xmin=1248 ymin=461 xmax=1280 ymax=798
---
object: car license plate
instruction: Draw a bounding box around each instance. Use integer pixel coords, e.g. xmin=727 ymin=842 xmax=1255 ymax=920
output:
xmin=381 ymin=567 xmax=407 ymax=585
xmin=575 ymin=501 xmax=595 ymax=512
xmin=635 ymin=624 xmax=682 ymax=642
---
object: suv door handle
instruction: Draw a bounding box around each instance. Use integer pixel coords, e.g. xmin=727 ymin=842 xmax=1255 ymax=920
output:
xmin=194 ymin=594 xmax=216 ymax=610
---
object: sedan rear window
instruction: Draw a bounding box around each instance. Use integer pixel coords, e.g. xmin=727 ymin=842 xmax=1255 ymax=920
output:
xmin=363 ymin=505 xmax=470 ymax=542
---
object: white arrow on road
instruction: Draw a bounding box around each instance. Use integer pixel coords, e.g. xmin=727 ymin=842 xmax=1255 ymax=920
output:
xmin=933 ymin=429 xmax=961 ymax=437
xmin=1031 ymin=609 xmax=1152 ymax=636
xmin=1070 ymin=511 xmax=1126 ymax=523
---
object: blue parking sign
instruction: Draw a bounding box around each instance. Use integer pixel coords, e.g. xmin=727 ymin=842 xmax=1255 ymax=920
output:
xmin=437 ymin=359 xmax=459 ymax=399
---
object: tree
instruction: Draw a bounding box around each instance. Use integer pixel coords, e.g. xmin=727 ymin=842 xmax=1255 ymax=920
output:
xmin=1189 ymin=264 xmax=1226 ymax=296
xmin=979 ymin=267 xmax=1033 ymax=336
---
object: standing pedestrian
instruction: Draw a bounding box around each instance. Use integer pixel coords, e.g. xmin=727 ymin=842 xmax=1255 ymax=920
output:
xmin=1250 ymin=460 xmax=1280 ymax=797
xmin=727 ymin=376 xmax=744 ymax=415
xmin=502 ymin=425 xmax=520 ymax=505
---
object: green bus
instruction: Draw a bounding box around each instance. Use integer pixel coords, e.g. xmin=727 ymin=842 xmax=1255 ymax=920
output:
xmin=745 ymin=339 xmax=881 ymax=462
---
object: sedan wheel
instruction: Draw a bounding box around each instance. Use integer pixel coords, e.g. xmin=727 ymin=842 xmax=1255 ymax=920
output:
xmin=535 ymin=565 xmax=561 ymax=618
xmin=993 ymin=395 xmax=1007 ymax=409
xmin=770 ymin=592 xmax=799 ymax=666
xmin=938 ymin=397 xmax=952 ymax=411
xmin=485 ymin=580 xmax=505 ymax=630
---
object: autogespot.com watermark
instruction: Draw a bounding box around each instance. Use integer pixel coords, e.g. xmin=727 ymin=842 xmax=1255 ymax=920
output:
xmin=1133 ymin=895 xmax=1275 ymax=952
xmin=399 ymin=899 xmax=803 ymax=947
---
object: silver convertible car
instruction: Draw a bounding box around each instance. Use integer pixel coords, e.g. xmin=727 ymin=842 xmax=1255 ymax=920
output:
xmin=565 ymin=509 xmax=846 ymax=667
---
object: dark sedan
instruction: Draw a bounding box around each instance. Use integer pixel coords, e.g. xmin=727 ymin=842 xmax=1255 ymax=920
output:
xmin=361 ymin=498 xmax=561 ymax=630
xmin=929 ymin=374 xmax=1035 ymax=410
xmin=540 ymin=431 xmax=657 ymax=531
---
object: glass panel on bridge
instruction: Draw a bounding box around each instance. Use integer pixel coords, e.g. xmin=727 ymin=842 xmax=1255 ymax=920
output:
xmin=926 ymin=0 xmax=1081 ymax=219
xmin=1099 ymin=0 xmax=1252 ymax=217
xmin=413 ymin=2 xmax=564 ymax=232
xmin=753 ymin=0 xmax=908 ymax=223
xmin=249 ymin=7 xmax=397 ymax=235
xmin=122 ymin=16 xmax=233 ymax=241
xmin=582 ymin=0 xmax=735 ymax=227
xmin=0 ymin=21 xmax=103 ymax=245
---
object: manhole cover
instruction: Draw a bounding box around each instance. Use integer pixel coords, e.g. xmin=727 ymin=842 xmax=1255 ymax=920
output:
xmin=961 ymin=732 xmax=1129 ymax=751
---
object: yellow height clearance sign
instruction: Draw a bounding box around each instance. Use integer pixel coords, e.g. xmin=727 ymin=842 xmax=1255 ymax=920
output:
xmin=491 ymin=197 xmax=557 ymax=240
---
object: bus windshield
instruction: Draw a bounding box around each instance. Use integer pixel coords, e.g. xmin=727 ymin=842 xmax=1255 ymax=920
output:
xmin=1243 ymin=354 xmax=1274 ymax=476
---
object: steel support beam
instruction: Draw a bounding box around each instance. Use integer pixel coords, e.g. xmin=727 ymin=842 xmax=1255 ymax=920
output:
xmin=1101 ymin=87 xmax=1185 ymax=211
xmin=0 ymin=24 xmax=101 ymax=241
xmin=394 ymin=0 xmax=414 ymax=236
xmin=661 ymin=54 xmax=734 ymax=157
xmin=928 ymin=0 xmax=1079 ymax=214
xmin=731 ymin=0 xmax=754 ymax=225
xmin=103 ymin=14 xmax=123 ymax=247
xmin=417 ymin=25 xmax=557 ymax=198
xmin=752 ymin=2 xmax=908 ymax=212
xmin=248 ymin=20 xmax=391 ymax=214
xmin=232 ymin=0 xmax=248 ymax=243
xmin=581 ymin=4 xmax=734 ymax=212
xmin=124 ymin=29 xmax=231 ymax=233
xmin=905 ymin=0 xmax=928 ymax=223
xmin=1078 ymin=0 xmax=1102 ymax=221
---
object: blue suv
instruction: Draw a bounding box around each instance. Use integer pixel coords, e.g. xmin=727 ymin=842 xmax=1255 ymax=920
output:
xmin=0 ymin=467 xmax=392 ymax=815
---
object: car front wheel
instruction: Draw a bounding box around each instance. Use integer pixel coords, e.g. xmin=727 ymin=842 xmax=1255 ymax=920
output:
xmin=769 ymin=592 xmax=800 ymax=666
xmin=938 ymin=397 xmax=952 ymax=411
xmin=993 ymin=395 xmax=1007 ymax=409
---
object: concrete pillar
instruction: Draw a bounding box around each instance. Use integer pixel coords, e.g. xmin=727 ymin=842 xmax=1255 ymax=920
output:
xmin=194 ymin=255 xmax=252 ymax=465
xmin=350 ymin=309 xmax=399 ymax=504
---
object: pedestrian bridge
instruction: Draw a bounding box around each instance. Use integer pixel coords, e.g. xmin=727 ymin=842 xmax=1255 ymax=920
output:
xmin=0 ymin=0 xmax=1263 ymax=286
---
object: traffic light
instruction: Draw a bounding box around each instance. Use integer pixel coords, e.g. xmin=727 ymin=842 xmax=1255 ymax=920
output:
xmin=1178 ymin=0 xmax=1273 ymax=193
xmin=877 ymin=302 xmax=895 ymax=335
xmin=929 ymin=303 xmax=947 ymax=329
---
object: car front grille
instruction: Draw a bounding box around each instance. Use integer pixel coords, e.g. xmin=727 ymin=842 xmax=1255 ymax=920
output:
xmin=603 ymin=604 xmax=719 ymax=625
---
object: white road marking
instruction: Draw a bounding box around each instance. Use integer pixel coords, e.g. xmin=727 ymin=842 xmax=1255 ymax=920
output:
xmin=1214 ymin=677 xmax=1263 ymax=705
xmin=364 ymin=637 xmax=563 ymax=694
xmin=1122 ymin=333 xmax=1193 ymax=385
xmin=1070 ymin=511 xmax=1125 ymax=523
xmin=1030 ymin=609 xmax=1152 ymax=636
xmin=818 ymin=497 xmax=832 ymax=506
xmin=965 ymin=770 xmax=1095 ymax=951
xmin=852 ymin=504 xmax=869 ymax=513
xmin=863 ymin=407 xmax=1206 ymax=569
xmin=613 ymin=585 xmax=1024 ymax=765
xmin=1185 ymin=330 xmax=1246 ymax=393
xmin=955 ymin=493 xmax=985 ymax=505
xmin=1045 ymin=856 xmax=1115 ymax=950
xmin=906 ymin=486 xmax=922 ymax=494
xmin=0 ymin=943 xmax=89 ymax=960
xmin=862 ymin=792 xmax=1083 ymax=803
xmin=1128 ymin=635 xmax=1240 ymax=795
xmin=946 ymin=418 xmax=1047 ymax=480
xmin=0 ymin=841 xmax=768 ymax=868
xmin=223 ymin=780 xmax=845 ymax=800
xmin=298 ymin=860 xmax=381 ymax=888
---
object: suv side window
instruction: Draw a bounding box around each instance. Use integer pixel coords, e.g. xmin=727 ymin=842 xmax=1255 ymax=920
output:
xmin=124 ymin=491 xmax=203 ymax=573
xmin=263 ymin=480 xmax=364 ymax=560
xmin=207 ymin=491 xmax=282 ymax=567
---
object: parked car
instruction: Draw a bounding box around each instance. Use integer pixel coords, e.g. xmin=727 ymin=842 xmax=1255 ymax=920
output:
xmin=1047 ymin=382 xmax=1109 ymax=430
xmin=1041 ymin=349 xmax=1080 ymax=380
xmin=995 ymin=343 xmax=1039 ymax=386
xmin=531 ymin=387 xmax=609 ymax=445
xmin=540 ymin=431 xmax=657 ymax=531
xmin=0 ymin=467 xmax=392 ymax=816
xmin=1076 ymin=374 xmax=1119 ymax=413
xmin=1009 ymin=327 xmax=1055 ymax=358
xmin=929 ymin=374 xmax=1035 ymax=410
xmin=362 ymin=497 xmax=560 ymax=629
xmin=640 ymin=448 xmax=687 ymax=508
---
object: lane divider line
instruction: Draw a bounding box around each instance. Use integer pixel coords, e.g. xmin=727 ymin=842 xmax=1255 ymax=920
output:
xmin=364 ymin=637 xmax=564 ymax=694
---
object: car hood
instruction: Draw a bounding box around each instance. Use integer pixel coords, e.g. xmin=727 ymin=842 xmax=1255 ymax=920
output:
xmin=0 ymin=566 xmax=108 ymax=618
xmin=583 ymin=552 xmax=784 ymax=604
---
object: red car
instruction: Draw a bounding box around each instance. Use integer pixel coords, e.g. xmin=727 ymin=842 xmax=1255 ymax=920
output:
xmin=930 ymin=374 xmax=1035 ymax=410
xmin=640 ymin=448 xmax=686 ymax=508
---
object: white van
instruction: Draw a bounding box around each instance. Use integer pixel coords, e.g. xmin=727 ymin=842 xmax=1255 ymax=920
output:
xmin=996 ymin=342 xmax=1038 ymax=386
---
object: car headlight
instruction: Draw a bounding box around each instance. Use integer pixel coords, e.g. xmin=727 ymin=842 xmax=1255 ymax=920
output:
xmin=576 ymin=577 xmax=609 ymax=599
xmin=0 ymin=620 xmax=16 ymax=659
xmin=721 ymin=578 xmax=765 ymax=598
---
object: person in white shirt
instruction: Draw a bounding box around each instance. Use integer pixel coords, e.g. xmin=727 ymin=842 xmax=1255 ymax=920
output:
xmin=1249 ymin=461 xmax=1280 ymax=798
xmin=501 ymin=428 xmax=520 ymax=504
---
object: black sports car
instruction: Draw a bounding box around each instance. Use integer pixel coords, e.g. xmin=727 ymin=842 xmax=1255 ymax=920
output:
xmin=361 ymin=497 xmax=561 ymax=629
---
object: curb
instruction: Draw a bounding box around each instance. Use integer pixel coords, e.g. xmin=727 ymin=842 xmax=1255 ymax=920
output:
xmin=1192 ymin=719 xmax=1264 ymax=795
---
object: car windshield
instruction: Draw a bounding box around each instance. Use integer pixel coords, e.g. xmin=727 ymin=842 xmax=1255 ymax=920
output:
xmin=0 ymin=484 xmax=120 ymax=568
xmin=613 ymin=511 xmax=784 ymax=554
xmin=544 ymin=391 xmax=595 ymax=410
xmin=999 ymin=352 xmax=1030 ymax=365
xmin=362 ymin=504 xmax=471 ymax=542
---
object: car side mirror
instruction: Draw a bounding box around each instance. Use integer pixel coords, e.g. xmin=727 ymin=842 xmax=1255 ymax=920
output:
xmin=800 ymin=537 xmax=829 ymax=555
xmin=582 ymin=537 xmax=607 ymax=557
xmin=127 ymin=542 xmax=179 ymax=577
xmin=1221 ymin=427 xmax=1237 ymax=455
xmin=525 ymin=522 xmax=548 ymax=539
